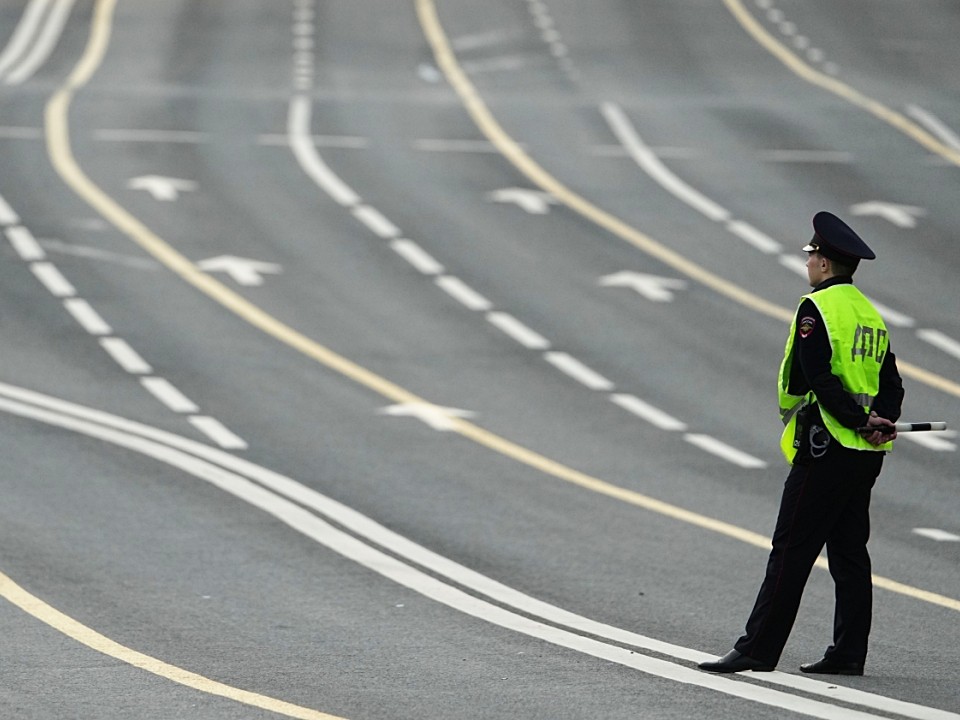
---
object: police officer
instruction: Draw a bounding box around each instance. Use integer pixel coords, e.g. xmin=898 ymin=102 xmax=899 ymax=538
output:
xmin=698 ymin=211 xmax=904 ymax=675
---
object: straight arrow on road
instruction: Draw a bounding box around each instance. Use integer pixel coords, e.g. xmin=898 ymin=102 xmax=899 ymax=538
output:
xmin=196 ymin=255 xmax=282 ymax=286
xmin=378 ymin=402 xmax=476 ymax=431
xmin=850 ymin=201 xmax=926 ymax=228
xmin=127 ymin=175 xmax=198 ymax=201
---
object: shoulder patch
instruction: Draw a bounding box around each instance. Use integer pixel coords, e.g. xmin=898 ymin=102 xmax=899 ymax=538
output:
xmin=799 ymin=316 xmax=817 ymax=338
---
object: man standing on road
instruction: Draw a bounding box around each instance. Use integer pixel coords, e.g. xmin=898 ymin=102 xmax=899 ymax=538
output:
xmin=698 ymin=211 xmax=904 ymax=676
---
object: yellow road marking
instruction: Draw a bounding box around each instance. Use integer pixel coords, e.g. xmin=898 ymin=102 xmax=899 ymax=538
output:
xmin=0 ymin=567 xmax=344 ymax=719
xmin=18 ymin=17 xmax=958 ymax=711
xmin=414 ymin=0 xmax=960 ymax=401
xmin=721 ymin=0 xmax=960 ymax=168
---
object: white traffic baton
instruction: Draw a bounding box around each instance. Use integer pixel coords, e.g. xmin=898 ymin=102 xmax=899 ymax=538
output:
xmin=857 ymin=421 xmax=947 ymax=435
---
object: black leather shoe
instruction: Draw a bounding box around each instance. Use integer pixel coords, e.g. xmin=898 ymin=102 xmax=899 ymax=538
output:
xmin=698 ymin=649 xmax=775 ymax=673
xmin=800 ymin=658 xmax=864 ymax=676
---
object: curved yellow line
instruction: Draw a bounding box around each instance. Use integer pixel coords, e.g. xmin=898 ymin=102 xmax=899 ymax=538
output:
xmin=0 ymin=568 xmax=343 ymax=720
xmin=722 ymin=0 xmax=960 ymax=167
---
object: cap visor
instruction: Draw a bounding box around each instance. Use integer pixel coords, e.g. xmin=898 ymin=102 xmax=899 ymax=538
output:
xmin=802 ymin=243 xmax=816 ymax=252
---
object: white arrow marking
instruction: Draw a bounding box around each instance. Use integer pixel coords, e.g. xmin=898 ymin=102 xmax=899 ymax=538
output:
xmin=487 ymin=187 xmax=558 ymax=215
xmin=378 ymin=402 xmax=475 ymax=431
xmin=196 ymin=255 xmax=282 ymax=286
xmin=849 ymin=201 xmax=926 ymax=228
xmin=127 ymin=175 xmax=198 ymax=202
xmin=598 ymin=271 xmax=687 ymax=302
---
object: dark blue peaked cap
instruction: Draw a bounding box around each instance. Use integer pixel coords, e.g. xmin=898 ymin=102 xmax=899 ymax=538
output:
xmin=803 ymin=211 xmax=876 ymax=262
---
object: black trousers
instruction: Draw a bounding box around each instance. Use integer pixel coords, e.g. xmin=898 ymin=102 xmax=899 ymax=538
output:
xmin=733 ymin=441 xmax=884 ymax=666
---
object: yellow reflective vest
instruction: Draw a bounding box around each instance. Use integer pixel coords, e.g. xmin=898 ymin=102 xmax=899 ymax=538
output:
xmin=778 ymin=284 xmax=892 ymax=464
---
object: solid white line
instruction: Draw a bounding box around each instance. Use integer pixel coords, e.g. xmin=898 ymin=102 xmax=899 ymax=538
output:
xmin=601 ymin=102 xmax=731 ymax=223
xmin=913 ymin=528 xmax=960 ymax=542
xmin=30 ymin=261 xmax=75 ymax=297
xmin=287 ymin=94 xmax=361 ymax=207
xmin=189 ymin=415 xmax=248 ymax=450
xmin=258 ymin=133 xmax=368 ymax=149
xmin=899 ymin=432 xmax=957 ymax=452
xmin=486 ymin=311 xmax=551 ymax=350
xmin=0 ymin=384 xmax=948 ymax=720
xmin=100 ymin=337 xmax=152 ymax=374
xmin=390 ymin=238 xmax=444 ymax=275
xmin=0 ymin=125 xmax=43 ymax=139
xmin=684 ymin=434 xmax=767 ymax=468
xmin=758 ymin=150 xmax=853 ymax=163
xmin=544 ymin=352 xmax=614 ymax=391
xmin=726 ymin=220 xmax=781 ymax=254
xmin=7 ymin=225 xmax=45 ymax=260
xmin=0 ymin=0 xmax=51 ymax=79
xmin=352 ymin=204 xmax=401 ymax=239
xmin=435 ymin=275 xmax=493 ymax=311
xmin=0 ymin=194 xmax=21 ymax=226
xmin=140 ymin=377 xmax=199 ymax=414
xmin=4 ymin=0 xmax=76 ymax=85
xmin=917 ymin=329 xmax=960 ymax=362
xmin=63 ymin=298 xmax=112 ymax=335
xmin=610 ymin=393 xmax=687 ymax=431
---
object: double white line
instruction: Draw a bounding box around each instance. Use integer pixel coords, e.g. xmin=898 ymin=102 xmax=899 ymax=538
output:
xmin=0 ymin=0 xmax=76 ymax=85
xmin=0 ymin=381 xmax=953 ymax=720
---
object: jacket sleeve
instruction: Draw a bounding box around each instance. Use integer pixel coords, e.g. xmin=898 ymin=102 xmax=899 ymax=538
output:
xmin=871 ymin=350 xmax=904 ymax=422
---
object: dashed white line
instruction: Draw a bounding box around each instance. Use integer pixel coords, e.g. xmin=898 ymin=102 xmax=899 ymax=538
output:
xmin=390 ymin=238 xmax=445 ymax=275
xmin=30 ymin=261 xmax=75 ymax=297
xmin=352 ymin=204 xmax=401 ymax=239
xmin=189 ymin=415 xmax=248 ymax=450
xmin=868 ymin=298 xmax=915 ymax=329
xmin=684 ymin=434 xmax=767 ymax=469
xmin=900 ymin=431 xmax=957 ymax=452
xmin=7 ymin=225 xmax=45 ymax=260
xmin=435 ymin=275 xmax=493 ymax=311
xmin=100 ymin=337 xmax=153 ymax=375
xmin=487 ymin=311 xmax=551 ymax=350
xmin=140 ymin=377 xmax=200 ymax=414
xmin=544 ymin=352 xmax=614 ymax=391
xmin=94 ymin=129 xmax=207 ymax=144
xmin=913 ymin=528 xmax=960 ymax=543
xmin=917 ymin=329 xmax=960 ymax=362
xmin=64 ymin=298 xmax=112 ymax=335
xmin=610 ymin=393 xmax=688 ymax=431
xmin=0 ymin=194 xmax=20 ymax=225
xmin=726 ymin=220 xmax=781 ymax=254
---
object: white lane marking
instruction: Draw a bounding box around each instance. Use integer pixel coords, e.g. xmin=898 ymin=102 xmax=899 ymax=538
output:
xmin=100 ymin=337 xmax=153 ymax=374
xmin=0 ymin=194 xmax=21 ymax=226
xmin=487 ymin=311 xmax=551 ymax=350
xmin=779 ymin=254 xmax=808 ymax=278
xmin=259 ymin=133 xmax=368 ymax=149
xmin=140 ymin=377 xmax=200 ymax=414
xmin=0 ymin=125 xmax=42 ymax=139
xmin=899 ymin=431 xmax=957 ymax=452
xmin=758 ymin=150 xmax=852 ymax=163
xmin=287 ymin=95 xmax=361 ymax=207
xmin=413 ymin=138 xmax=510 ymax=153
xmin=917 ymin=329 xmax=960 ymax=362
xmin=913 ymin=528 xmax=960 ymax=543
xmin=599 ymin=271 xmax=688 ymax=302
xmin=64 ymin=298 xmax=112 ymax=335
xmin=906 ymin=106 xmax=960 ymax=152
xmin=867 ymin=298 xmax=915 ymax=329
xmin=7 ymin=225 xmax=45 ymax=260
xmin=725 ymin=220 xmax=781 ymax=254
xmin=351 ymin=204 xmax=401 ymax=239
xmin=390 ymin=239 xmax=445 ymax=275
xmin=1 ymin=384 xmax=951 ymax=720
xmin=127 ymin=175 xmax=197 ymax=202
xmin=189 ymin=415 xmax=248 ymax=450
xmin=435 ymin=275 xmax=493 ymax=311
xmin=0 ymin=0 xmax=52 ymax=79
xmin=30 ymin=261 xmax=76 ymax=297
xmin=685 ymin=434 xmax=767 ymax=468
xmin=610 ymin=393 xmax=688 ymax=431
xmin=544 ymin=352 xmax=614 ymax=391
xmin=39 ymin=239 xmax=158 ymax=270
xmin=2 ymin=0 xmax=76 ymax=85
xmin=195 ymin=255 xmax=282 ymax=287
xmin=601 ymin=103 xmax=731 ymax=222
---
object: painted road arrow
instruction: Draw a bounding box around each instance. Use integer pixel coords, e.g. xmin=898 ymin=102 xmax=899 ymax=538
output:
xmin=127 ymin=175 xmax=198 ymax=201
xmin=196 ymin=255 xmax=282 ymax=286
xmin=487 ymin=187 xmax=558 ymax=215
xmin=850 ymin=201 xmax=926 ymax=228
xmin=599 ymin=271 xmax=688 ymax=302
xmin=378 ymin=402 xmax=476 ymax=431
